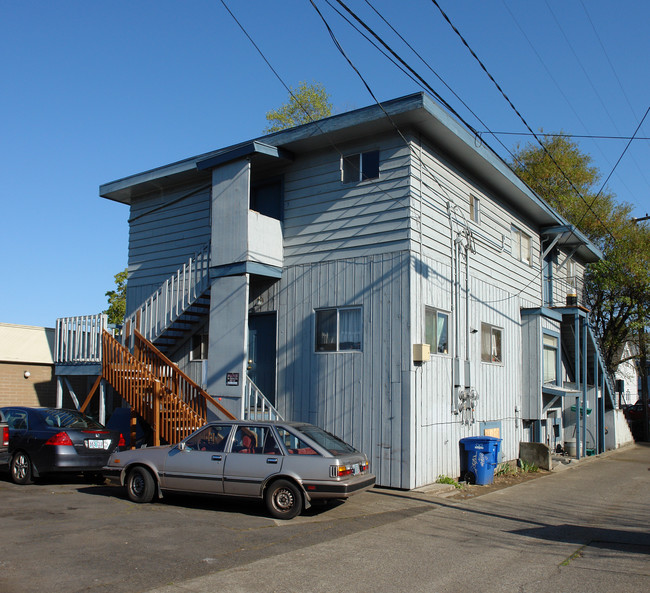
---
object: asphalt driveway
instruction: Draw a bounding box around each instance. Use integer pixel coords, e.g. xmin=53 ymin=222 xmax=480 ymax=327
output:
xmin=1 ymin=444 xmax=648 ymax=593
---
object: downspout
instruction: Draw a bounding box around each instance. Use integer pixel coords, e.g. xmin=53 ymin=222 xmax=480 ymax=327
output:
xmin=448 ymin=203 xmax=459 ymax=415
xmin=582 ymin=317 xmax=588 ymax=458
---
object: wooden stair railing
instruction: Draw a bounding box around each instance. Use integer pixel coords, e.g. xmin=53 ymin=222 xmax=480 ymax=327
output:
xmin=102 ymin=330 xmax=235 ymax=446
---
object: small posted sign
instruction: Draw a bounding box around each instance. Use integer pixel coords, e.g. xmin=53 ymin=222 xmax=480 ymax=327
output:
xmin=226 ymin=372 xmax=239 ymax=386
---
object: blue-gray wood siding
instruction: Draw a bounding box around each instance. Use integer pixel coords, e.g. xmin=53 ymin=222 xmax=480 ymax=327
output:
xmin=282 ymin=135 xmax=412 ymax=264
xmin=254 ymin=252 xmax=412 ymax=489
xmin=126 ymin=182 xmax=211 ymax=315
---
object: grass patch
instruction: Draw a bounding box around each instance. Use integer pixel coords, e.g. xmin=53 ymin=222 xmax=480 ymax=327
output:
xmin=495 ymin=462 xmax=518 ymax=476
xmin=436 ymin=474 xmax=462 ymax=489
xmin=519 ymin=459 xmax=539 ymax=473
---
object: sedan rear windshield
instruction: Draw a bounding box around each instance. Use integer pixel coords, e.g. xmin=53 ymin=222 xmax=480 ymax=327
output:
xmin=297 ymin=425 xmax=357 ymax=455
xmin=42 ymin=410 xmax=104 ymax=430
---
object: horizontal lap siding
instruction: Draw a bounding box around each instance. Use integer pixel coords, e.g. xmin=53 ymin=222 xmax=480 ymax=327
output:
xmin=410 ymin=135 xmax=543 ymax=486
xmin=282 ymin=136 xmax=412 ymax=264
xmin=414 ymin=137 xmax=542 ymax=307
xmin=412 ymin=254 xmax=527 ymax=485
xmin=276 ymin=253 xmax=411 ymax=489
xmin=127 ymin=183 xmax=211 ymax=314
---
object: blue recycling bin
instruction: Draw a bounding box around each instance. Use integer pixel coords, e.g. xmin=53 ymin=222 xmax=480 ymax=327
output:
xmin=460 ymin=436 xmax=502 ymax=485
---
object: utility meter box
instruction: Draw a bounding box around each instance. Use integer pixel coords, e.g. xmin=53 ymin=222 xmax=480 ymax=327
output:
xmin=413 ymin=343 xmax=430 ymax=363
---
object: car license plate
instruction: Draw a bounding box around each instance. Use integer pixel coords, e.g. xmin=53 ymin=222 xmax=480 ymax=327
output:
xmin=86 ymin=439 xmax=109 ymax=450
xmin=353 ymin=463 xmax=360 ymax=475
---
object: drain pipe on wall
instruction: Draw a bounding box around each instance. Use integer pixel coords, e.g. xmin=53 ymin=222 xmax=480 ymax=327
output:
xmin=448 ymin=202 xmax=460 ymax=416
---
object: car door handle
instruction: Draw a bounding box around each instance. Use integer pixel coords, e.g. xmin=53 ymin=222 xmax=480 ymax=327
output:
xmin=211 ymin=455 xmax=223 ymax=461
xmin=266 ymin=458 xmax=278 ymax=464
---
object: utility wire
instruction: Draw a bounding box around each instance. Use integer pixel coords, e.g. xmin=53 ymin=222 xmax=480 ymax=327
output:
xmin=428 ymin=0 xmax=617 ymax=244
xmin=483 ymin=131 xmax=650 ymax=141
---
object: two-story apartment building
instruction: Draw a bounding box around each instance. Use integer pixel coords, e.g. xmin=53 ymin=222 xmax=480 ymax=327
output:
xmin=95 ymin=92 xmax=616 ymax=488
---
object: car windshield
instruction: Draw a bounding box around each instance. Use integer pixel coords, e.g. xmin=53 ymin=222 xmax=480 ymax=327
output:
xmin=296 ymin=425 xmax=357 ymax=455
xmin=41 ymin=409 xmax=104 ymax=430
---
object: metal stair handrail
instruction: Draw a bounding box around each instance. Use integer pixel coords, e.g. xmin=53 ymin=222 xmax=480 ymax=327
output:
xmin=244 ymin=376 xmax=283 ymax=421
xmin=125 ymin=243 xmax=210 ymax=344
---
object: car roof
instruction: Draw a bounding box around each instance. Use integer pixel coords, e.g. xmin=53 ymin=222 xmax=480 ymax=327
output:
xmin=207 ymin=419 xmax=311 ymax=428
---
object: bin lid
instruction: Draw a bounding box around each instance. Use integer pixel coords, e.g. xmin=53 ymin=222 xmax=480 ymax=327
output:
xmin=460 ymin=436 xmax=502 ymax=443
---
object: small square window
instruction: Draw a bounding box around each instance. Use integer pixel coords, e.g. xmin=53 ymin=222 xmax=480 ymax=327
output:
xmin=315 ymin=307 xmax=362 ymax=352
xmin=481 ymin=323 xmax=503 ymax=363
xmin=342 ymin=151 xmax=379 ymax=183
xmin=191 ymin=333 xmax=209 ymax=360
xmin=425 ymin=307 xmax=449 ymax=354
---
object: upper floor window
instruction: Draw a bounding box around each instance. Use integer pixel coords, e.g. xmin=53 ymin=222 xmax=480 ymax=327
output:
xmin=425 ymin=307 xmax=449 ymax=354
xmin=341 ymin=150 xmax=379 ymax=183
xmin=469 ymin=195 xmax=480 ymax=223
xmin=315 ymin=307 xmax=362 ymax=352
xmin=511 ymin=225 xmax=532 ymax=266
xmin=481 ymin=323 xmax=503 ymax=364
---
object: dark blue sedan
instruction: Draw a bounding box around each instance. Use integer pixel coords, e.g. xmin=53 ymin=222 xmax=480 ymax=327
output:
xmin=0 ymin=407 xmax=124 ymax=484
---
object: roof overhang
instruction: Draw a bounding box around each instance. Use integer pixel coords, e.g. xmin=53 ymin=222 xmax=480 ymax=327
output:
xmin=541 ymin=225 xmax=602 ymax=263
xmin=98 ymin=92 xmax=602 ymax=261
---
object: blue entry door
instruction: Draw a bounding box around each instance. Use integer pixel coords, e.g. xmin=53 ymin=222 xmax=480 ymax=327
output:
xmin=247 ymin=313 xmax=277 ymax=406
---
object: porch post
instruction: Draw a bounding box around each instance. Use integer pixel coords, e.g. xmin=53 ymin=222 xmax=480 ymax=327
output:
xmin=56 ymin=376 xmax=63 ymax=408
xmin=600 ymin=367 xmax=606 ymax=453
xmin=582 ymin=317 xmax=588 ymax=458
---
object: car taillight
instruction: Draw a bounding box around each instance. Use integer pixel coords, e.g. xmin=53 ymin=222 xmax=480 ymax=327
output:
xmin=330 ymin=460 xmax=369 ymax=478
xmin=45 ymin=432 xmax=74 ymax=446
xmin=330 ymin=464 xmax=354 ymax=478
xmin=118 ymin=433 xmax=126 ymax=447
xmin=2 ymin=426 xmax=8 ymax=446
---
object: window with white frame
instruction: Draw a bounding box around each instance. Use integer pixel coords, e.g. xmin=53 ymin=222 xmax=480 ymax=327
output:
xmin=481 ymin=323 xmax=503 ymax=363
xmin=543 ymin=333 xmax=559 ymax=384
xmin=315 ymin=307 xmax=362 ymax=352
xmin=469 ymin=195 xmax=480 ymax=223
xmin=341 ymin=150 xmax=379 ymax=183
xmin=511 ymin=225 xmax=532 ymax=266
xmin=425 ymin=307 xmax=449 ymax=354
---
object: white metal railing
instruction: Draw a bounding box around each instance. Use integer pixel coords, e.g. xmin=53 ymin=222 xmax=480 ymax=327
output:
xmin=126 ymin=244 xmax=210 ymax=344
xmin=55 ymin=314 xmax=109 ymax=364
xmin=244 ymin=376 xmax=283 ymax=421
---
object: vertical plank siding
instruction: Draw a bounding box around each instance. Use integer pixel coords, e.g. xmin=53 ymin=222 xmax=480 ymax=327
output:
xmin=274 ymin=253 xmax=411 ymax=489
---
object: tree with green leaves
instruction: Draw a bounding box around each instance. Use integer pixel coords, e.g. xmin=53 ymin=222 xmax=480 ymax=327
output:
xmin=264 ymin=81 xmax=332 ymax=133
xmin=104 ymin=268 xmax=128 ymax=325
xmin=510 ymin=134 xmax=650 ymax=378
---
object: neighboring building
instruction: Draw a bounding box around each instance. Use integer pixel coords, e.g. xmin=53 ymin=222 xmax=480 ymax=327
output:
xmin=60 ymin=93 xmax=618 ymax=488
xmin=613 ymin=341 xmax=639 ymax=407
xmin=0 ymin=323 xmax=56 ymax=407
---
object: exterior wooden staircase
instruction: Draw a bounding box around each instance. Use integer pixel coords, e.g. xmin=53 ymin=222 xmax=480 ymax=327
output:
xmin=57 ymin=242 xmax=281 ymax=446
xmin=101 ymin=328 xmax=235 ymax=446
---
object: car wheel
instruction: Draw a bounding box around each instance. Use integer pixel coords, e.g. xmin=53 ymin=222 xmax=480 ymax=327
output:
xmin=265 ymin=479 xmax=303 ymax=520
xmin=11 ymin=451 xmax=33 ymax=485
xmin=126 ymin=466 xmax=155 ymax=503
